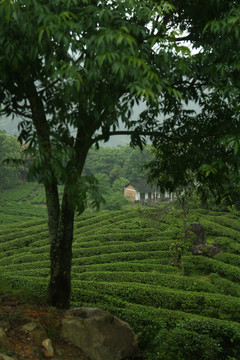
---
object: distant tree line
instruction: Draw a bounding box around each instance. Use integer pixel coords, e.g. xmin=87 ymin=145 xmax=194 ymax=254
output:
xmin=0 ymin=130 xmax=24 ymax=190
xmin=0 ymin=131 xmax=151 ymax=209
xmin=83 ymin=145 xmax=151 ymax=210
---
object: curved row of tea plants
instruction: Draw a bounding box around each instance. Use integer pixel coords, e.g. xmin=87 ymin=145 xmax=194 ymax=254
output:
xmin=1 ymin=185 xmax=240 ymax=359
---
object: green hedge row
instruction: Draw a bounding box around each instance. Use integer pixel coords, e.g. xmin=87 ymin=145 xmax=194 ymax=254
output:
xmin=200 ymin=219 xmax=240 ymax=241
xmin=0 ymin=274 xmax=48 ymax=298
xmin=74 ymin=217 xmax=139 ymax=234
xmin=0 ymin=213 xmax=34 ymax=224
xmin=0 ymin=182 xmax=39 ymax=201
xmin=192 ymin=208 xmax=225 ymax=216
xmin=209 ymin=273 xmax=240 ymax=297
xmin=1 ymin=249 xmax=170 ymax=267
xmin=74 ymin=210 xmax=131 ymax=229
xmin=1 ymin=260 xmax=50 ymax=271
xmin=74 ymin=229 xmax=178 ymax=244
xmin=0 ymin=245 xmax=33 ymax=259
xmin=72 ymin=280 xmax=240 ymax=322
xmin=0 ymin=206 xmax=47 ymax=218
xmin=72 ymin=250 xmax=171 ymax=266
xmin=3 ymin=268 xmax=49 ymax=278
xmin=71 ymin=287 xmax=240 ymax=359
xmin=183 ymin=255 xmax=240 ymax=282
xmin=0 ymin=233 xmax=49 ymax=251
xmin=74 ymin=271 xmax=219 ymax=294
xmin=0 ymin=252 xmax=49 ymax=266
xmin=72 ymin=240 xmax=172 ymax=258
xmin=214 ymin=252 xmax=240 ymax=267
xmin=75 ymin=216 xmax=169 ymax=236
xmin=0 ymin=226 xmax=48 ymax=243
xmin=74 ymin=231 xmax=157 ymax=244
xmin=211 ymin=236 xmax=240 ymax=254
xmin=72 ymin=261 xmax=179 ymax=274
xmin=0 ymin=219 xmax=46 ymax=236
xmin=207 ymin=215 xmax=240 ymax=232
xmin=75 ymin=227 xmax=160 ymax=240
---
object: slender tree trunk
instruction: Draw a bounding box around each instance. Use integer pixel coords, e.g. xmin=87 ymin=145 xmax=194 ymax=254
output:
xmin=47 ymin=143 xmax=89 ymax=308
xmin=48 ymin=187 xmax=74 ymax=309
xmin=27 ymin=81 xmax=93 ymax=308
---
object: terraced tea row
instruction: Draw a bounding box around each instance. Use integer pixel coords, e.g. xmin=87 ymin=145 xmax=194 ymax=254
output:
xmin=1 ymin=192 xmax=240 ymax=359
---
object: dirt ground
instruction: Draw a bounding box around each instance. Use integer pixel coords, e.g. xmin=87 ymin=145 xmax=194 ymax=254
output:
xmin=0 ymin=291 xmax=90 ymax=360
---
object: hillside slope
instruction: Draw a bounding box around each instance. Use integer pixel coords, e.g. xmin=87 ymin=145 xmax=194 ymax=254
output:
xmin=1 ymin=183 xmax=240 ymax=359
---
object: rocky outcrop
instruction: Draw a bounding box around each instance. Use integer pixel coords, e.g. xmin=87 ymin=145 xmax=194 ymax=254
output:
xmin=189 ymin=222 xmax=221 ymax=257
xmin=61 ymin=307 xmax=139 ymax=360
xmin=0 ymin=353 xmax=15 ymax=360
xmin=0 ymin=328 xmax=11 ymax=351
xmin=42 ymin=338 xmax=54 ymax=358
xmin=22 ymin=321 xmax=47 ymax=343
xmin=189 ymin=222 xmax=206 ymax=248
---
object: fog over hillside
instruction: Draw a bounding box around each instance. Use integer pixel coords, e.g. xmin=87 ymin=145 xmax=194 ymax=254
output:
xmin=0 ymin=101 xmax=200 ymax=147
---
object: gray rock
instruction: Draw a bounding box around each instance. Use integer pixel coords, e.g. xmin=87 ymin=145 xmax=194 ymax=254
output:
xmin=0 ymin=328 xmax=11 ymax=351
xmin=189 ymin=223 xmax=221 ymax=257
xmin=22 ymin=321 xmax=47 ymax=343
xmin=42 ymin=338 xmax=54 ymax=358
xmin=205 ymin=243 xmax=221 ymax=257
xmin=0 ymin=354 xmax=15 ymax=360
xmin=61 ymin=307 xmax=138 ymax=360
xmin=189 ymin=223 xmax=206 ymax=247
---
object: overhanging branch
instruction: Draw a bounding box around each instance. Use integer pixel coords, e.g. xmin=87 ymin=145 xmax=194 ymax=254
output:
xmin=90 ymin=130 xmax=162 ymax=145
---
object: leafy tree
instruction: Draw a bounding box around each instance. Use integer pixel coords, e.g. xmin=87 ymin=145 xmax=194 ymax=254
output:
xmin=0 ymin=130 xmax=23 ymax=190
xmin=104 ymin=177 xmax=130 ymax=210
xmin=1 ymin=0 xmax=235 ymax=308
xmin=122 ymin=146 xmax=151 ymax=183
xmin=0 ymin=0 xmax=190 ymax=308
xmin=94 ymin=173 xmax=111 ymax=197
xmin=145 ymin=1 xmax=240 ymax=204
xmin=84 ymin=145 xmax=150 ymax=184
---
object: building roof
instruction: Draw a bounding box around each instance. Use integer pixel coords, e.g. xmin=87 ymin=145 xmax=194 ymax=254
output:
xmin=125 ymin=180 xmax=159 ymax=192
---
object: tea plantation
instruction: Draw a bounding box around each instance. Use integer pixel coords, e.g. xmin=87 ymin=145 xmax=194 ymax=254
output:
xmin=1 ymin=183 xmax=240 ymax=359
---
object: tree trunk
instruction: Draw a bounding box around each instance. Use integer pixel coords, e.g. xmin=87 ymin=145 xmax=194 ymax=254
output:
xmin=47 ymin=144 xmax=89 ymax=309
xmin=26 ymin=81 xmax=92 ymax=308
xmin=48 ymin=187 xmax=75 ymax=309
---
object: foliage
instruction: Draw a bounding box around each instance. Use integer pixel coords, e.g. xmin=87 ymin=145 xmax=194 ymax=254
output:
xmin=0 ymin=0 xmax=192 ymax=306
xmin=2 ymin=197 xmax=240 ymax=358
xmin=149 ymin=327 xmax=221 ymax=360
xmin=145 ymin=1 xmax=240 ymax=204
xmin=0 ymin=130 xmax=23 ymax=190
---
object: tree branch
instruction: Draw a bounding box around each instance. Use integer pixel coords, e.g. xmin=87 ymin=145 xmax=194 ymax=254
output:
xmin=168 ymin=35 xmax=193 ymax=42
xmin=38 ymin=78 xmax=61 ymax=95
xmin=90 ymin=130 xmax=161 ymax=145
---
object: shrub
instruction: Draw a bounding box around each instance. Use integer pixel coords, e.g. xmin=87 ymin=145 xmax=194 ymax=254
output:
xmin=148 ymin=327 xmax=221 ymax=360
xmin=209 ymin=273 xmax=240 ymax=297
xmin=75 ymin=271 xmax=217 ymax=293
xmin=214 ymin=252 xmax=240 ymax=267
xmin=183 ymin=255 xmax=240 ymax=282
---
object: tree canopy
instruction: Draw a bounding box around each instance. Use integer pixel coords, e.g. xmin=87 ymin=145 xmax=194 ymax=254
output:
xmin=145 ymin=1 xmax=240 ymax=203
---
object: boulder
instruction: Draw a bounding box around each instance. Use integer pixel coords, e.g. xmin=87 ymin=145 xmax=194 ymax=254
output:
xmin=0 ymin=354 xmax=15 ymax=360
xmin=204 ymin=243 xmax=221 ymax=257
xmin=0 ymin=328 xmax=11 ymax=351
xmin=61 ymin=307 xmax=139 ymax=360
xmin=22 ymin=321 xmax=47 ymax=343
xmin=189 ymin=223 xmax=221 ymax=257
xmin=42 ymin=338 xmax=54 ymax=358
xmin=189 ymin=223 xmax=206 ymax=247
